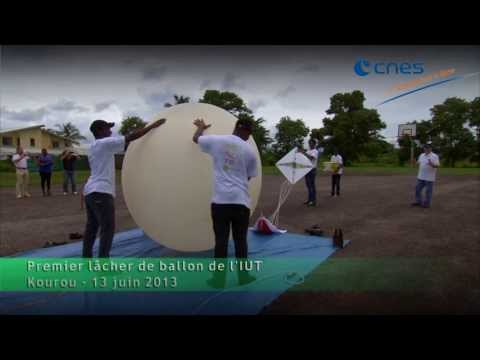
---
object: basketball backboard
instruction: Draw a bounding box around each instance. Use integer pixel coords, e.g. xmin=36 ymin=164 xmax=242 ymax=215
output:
xmin=398 ymin=124 xmax=416 ymax=137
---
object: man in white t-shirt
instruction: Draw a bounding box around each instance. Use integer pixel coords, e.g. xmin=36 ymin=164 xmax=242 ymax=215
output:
xmin=330 ymin=148 xmax=344 ymax=197
xmin=193 ymin=117 xmax=258 ymax=287
xmin=12 ymin=146 xmax=31 ymax=199
xmin=82 ymin=118 xmax=166 ymax=258
xmin=411 ymin=144 xmax=440 ymax=209
xmin=299 ymin=139 xmax=319 ymax=206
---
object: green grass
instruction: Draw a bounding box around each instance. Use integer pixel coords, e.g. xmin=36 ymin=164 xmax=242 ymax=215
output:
xmin=1 ymin=166 xmax=478 ymax=188
xmin=262 ymin=165 xmax=480 ymax=176
xmin=0 ymin=170 xmax=92 ymax=188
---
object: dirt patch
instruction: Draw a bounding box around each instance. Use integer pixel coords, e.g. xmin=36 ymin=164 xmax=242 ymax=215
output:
xmin=1 ymin=173 xmax=479 ymax=314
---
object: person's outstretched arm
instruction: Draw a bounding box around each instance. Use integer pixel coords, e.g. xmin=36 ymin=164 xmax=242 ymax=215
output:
xmin=193 ymin=118 xmax=211 ymax=144
xmin=125 ymin=118 xmax=166 ymax=146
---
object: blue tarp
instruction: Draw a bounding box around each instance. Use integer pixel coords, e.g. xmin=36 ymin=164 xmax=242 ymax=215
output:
xmin=1 ymin=229 xmax=344 ymax=315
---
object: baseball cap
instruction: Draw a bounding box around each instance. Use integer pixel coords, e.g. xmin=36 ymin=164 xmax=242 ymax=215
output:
xmin=90 ymin=120 xmax=114 ymax=135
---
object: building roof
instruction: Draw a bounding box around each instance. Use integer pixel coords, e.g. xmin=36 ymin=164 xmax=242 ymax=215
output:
xmin=0 ymin=125 xmax=44 ymax=135
xmin=0 ymin=124 xmax=73 ymax=141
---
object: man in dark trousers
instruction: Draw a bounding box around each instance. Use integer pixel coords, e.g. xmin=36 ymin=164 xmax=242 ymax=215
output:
xmin=193 ymin=117 xmax=258 ymax=287
xmin=298 ymin=139 xmax=319 ymax=206
xmin=330 ymin=148 xmax=344 ymax=197
xmin=60 ymin=143 xmax=79 ymax=195
xmin=82 ymin=118 xmax=166 ymax=258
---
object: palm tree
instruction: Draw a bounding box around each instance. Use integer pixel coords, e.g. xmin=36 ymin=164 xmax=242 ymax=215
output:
xmin=51 ymin=122 xmax=87 ymax=145
xmin=164 ymin=94 xmax=191 ymax=107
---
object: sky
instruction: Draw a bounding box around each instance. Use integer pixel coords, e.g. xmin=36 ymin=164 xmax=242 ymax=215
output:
xmin=1 ymin=45 xmax=479 ymax=144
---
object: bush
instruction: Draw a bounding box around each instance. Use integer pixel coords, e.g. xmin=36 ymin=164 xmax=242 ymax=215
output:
xmin=261 ymin=149 xmax=278 ymax=166
xmin=0 ymin=159 xmax=15 ymax=172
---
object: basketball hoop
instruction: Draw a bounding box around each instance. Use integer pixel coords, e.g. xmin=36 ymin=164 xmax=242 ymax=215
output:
xmin=398 ymin=124 xmax=417 ymax=167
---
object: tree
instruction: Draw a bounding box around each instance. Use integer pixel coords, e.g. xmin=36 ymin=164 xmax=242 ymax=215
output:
xmin=199 ymin=90 xmax=251 ymax=116
xmin=314 ymin=90 xmax=386 ymax=164
xmin=310 ymin=128 xmax=327 ymax=147
xmin=469 ymin=97 xmax=480 ymax=164
xmin=164 ymin=94 xmax=191 ymax=107
xmin=430 ymin=97 xmax=475 ymax=167
xmin=362 ymin=138 xmax=395 ymax=162
xmin=200 ymin=90 xmax=272 ymax=159
xmin=236 ymin=114 xmax=273 ymax=156
xmin=272 ymin=116 xmax=309 ymax=158
xmin=119 ymin=116 xmax=147 ymax=136
xmin=51 ymin=122 xmax=86 ymax=145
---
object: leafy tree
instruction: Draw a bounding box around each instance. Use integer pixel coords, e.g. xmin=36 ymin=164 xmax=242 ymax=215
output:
xmin=362 ymin=138 xmax=395 ymax=162
xmin=272 ymin=116 xmax=309 ymax=158
xmin=237 ymin=114 xmax=273 ymax=156
xmin=164 ymin=94 xmax=190 ymax=107
xmin=430 ymin=97 xmax=475 ymax=167
xmin=51 ymin=122 xmax=86 ymax=145
xmin=310 ymin=128 xmax=327 ymax=147
xmin=200 ymin=90 xmax=272 ymax=159
xmin=314 ymin=90 xmax=386 ymax=164
xmin=119 ymin=116 xmax=147 ymax=136
xmin=199 ymin=90 xmax=251 ymax=116
xmin=469 ymin=97 xmax=480 ymax=164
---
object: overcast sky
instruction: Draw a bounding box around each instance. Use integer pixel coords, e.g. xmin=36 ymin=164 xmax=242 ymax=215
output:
xmin=1 ymin=45 xmax=479 ymax=144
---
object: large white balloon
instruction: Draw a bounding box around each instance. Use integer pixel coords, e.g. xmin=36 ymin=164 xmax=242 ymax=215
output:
xmin=121 ymin=103 xmax=262 ymax=252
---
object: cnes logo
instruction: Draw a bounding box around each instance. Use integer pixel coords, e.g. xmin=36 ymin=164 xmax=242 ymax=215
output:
xmin=354 ymin=59 xmax=424 ymax=77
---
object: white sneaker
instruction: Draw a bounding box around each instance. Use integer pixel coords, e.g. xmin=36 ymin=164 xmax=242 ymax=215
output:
xmin=64 ymin=192 xmax=68 ymax=196
xmin=24 ymin=193 xmax=31 ymax=198
xmin=17 ymin=195 xmax=23 ymax=199
xmin=73 ymin=192 xmax=78 ymax=195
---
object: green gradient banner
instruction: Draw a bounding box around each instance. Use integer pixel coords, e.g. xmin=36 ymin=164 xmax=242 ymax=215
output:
xmin=0 ymin=258 xmax=317 ymax=292
xmin=0 ymin=257 xmax=449 ymax=292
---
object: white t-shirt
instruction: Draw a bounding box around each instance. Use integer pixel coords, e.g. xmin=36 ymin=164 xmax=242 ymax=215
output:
xmin=330 ymin=154 xmax=344 ymax=175
xmin=12 ymin=154 xmax=30 ymax=169
xmin=306 ymin=149 xmax=319 ymax=167
xmin=417 ymin=152 xmax=440 ymax=182
xmin=84 ymin=136 xmax=126 ymax=197
xmin=198 ymin=134 xmax=258 ymax=208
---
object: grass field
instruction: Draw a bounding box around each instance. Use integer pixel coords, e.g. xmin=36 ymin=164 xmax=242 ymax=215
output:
xmin=262 ymin=165 xmax=480 ymax=176
xmin=1 ymin=166 xmax=479 ymax=188
xmin=0 ymin=171 xmax=123 ymax=188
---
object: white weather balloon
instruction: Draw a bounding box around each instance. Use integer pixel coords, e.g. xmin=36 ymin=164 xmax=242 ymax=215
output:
xmin=121 ymin=103 xmax=262 ymax=252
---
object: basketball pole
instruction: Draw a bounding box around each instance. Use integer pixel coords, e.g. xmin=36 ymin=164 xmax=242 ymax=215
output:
xmin=410 ymin=137 xmax=414 ymax=167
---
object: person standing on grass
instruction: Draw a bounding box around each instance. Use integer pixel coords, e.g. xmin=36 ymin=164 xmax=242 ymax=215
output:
xmin=298 ymin=139 xmax=319 ymax=206
xmin=36 ymin=148 xmax=54 ymax=196
xmin=12 ymin=146 xmax=31 ymax=199
xmin=60 ymin=143 xmax=79 ymax=195
xmin=82 ymin=118 xmax=166 ymax=258
xmin=193 ymin=117 xmax=258 ymax=288
xmin=411 ymin=143 xmax=440 ymax=209
xmin=330 ymin=148 xmax=343 ymax=197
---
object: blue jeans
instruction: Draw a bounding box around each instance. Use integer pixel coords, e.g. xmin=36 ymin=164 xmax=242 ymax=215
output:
xmin=415 ymin=179 xmax=434 ymax=206
xmin=63 ymin=170 xmax=76 ymax=193
xmin=305 ymin=169 xmax=317 ymax=203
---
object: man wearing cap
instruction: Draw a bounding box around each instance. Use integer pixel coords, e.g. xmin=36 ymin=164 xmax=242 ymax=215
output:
xmin=193 ymin=117 xmax=258 ymax=287
xmin=82 ymin=118 xmax=166 ymax=258
xmin=411 ymin=144 xmax=440 ymax=209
